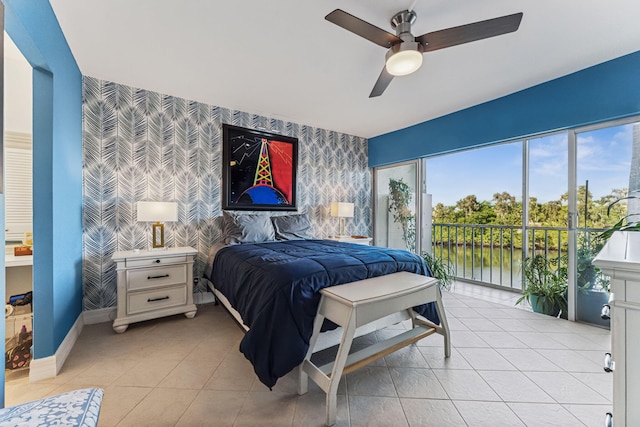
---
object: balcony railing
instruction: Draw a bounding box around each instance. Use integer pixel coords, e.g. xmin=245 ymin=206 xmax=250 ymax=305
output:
xmin=431 ymin=223 xmax=604 ymax=291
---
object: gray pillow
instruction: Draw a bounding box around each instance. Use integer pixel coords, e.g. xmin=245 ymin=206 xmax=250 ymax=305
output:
xmin=271 ymin=213 xmax=314 ymax=240
xmin=223 ymin=211 xmax=276 ymax=244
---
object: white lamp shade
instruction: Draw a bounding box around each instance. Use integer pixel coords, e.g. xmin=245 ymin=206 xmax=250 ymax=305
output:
xmin=386 ymin=49 xmax=423 ymax=76
xmin=136 ymin=201 xmax=178 ymax=222
xmin=330 ymin=202 xmax=354 ymax=218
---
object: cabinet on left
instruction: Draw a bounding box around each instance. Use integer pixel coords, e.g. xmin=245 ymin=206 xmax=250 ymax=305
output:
xmin=111 ymin=246 xmax=198 ymax=333
xmin=5 ymin=252 xmax=33 ymax=372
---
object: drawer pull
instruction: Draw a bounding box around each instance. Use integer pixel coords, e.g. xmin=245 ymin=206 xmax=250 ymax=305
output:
xmin=155 ymin=259 xmax=161 ymax=264
xmin=603 ymin=353 xmax=614 ymax=373
xmin=147 ymin=296 xmax=170 ymax=302
xmin=601 ymin=304 xmax=610 ymax=320
xmin=148 ymin=274 xmax=170 ymax=280
xmin=604 ymin=412 xmax=612 ymax=427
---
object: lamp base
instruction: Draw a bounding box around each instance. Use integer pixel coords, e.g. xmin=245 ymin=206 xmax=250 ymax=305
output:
xmin=151 ymin=222 xmax=166 ymax=249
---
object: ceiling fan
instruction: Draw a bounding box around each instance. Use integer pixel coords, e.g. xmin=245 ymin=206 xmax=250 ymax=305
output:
xmin=325 ymin=8 xmax=523 ymax=97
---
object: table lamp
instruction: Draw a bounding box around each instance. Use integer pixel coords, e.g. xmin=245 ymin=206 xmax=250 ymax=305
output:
xmin=136 ymin=201 xmax=178 ymax=249
xmin=330 ymin=202 xmax=354 ymax=237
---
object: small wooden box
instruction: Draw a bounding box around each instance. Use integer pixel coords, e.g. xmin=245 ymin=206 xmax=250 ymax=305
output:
xmin=14 ymin=246 xmax=32 ymax=256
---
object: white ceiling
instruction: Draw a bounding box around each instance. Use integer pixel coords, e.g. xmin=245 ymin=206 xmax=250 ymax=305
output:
xmin=49 ymin=0 xmax=640 ymax=139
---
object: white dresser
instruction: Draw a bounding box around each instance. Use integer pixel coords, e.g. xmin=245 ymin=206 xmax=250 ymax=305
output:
xmin=593 ymin=231 xmax=640 ymax=426
xmin=111 ymin=246 xmax=198 ymax=333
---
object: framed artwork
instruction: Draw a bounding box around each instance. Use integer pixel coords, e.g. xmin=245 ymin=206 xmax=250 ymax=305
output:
xmin=222 ymin=124 xmax=298 ymax=211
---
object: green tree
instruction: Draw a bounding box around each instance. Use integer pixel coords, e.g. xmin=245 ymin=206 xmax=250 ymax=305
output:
xmin=433 ymin=202 xmax=456 ymax=223
xmin=493 ymin=191 xmax=517 ymax=221
xmin=429 ymin=187 xmax=633 ymax=250
xmin=468 ymin=201 xmax=496 ymax=225
xmin=456 ymin=195 xmax=480 ymax=218
xmin=529 ymin=197 xmax=541 ymax=225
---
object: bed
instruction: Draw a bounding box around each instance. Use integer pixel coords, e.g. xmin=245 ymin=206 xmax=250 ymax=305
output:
xmin=202 ymin=212 xmax=443 ymax=389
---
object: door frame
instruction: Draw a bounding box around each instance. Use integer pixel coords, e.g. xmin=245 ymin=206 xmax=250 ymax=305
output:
xmin=568 ymin=115 xmax=640 ymax=321
xmin=372 ymin=159 xmax=422 ymax=253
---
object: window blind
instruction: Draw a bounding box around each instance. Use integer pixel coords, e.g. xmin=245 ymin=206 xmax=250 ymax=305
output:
xmin=5 ymin=132 xmax=32 ymax=243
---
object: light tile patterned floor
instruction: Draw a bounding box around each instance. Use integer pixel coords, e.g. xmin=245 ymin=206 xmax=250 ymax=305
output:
xmin=6 ymin=282 xmax=611 ymax=426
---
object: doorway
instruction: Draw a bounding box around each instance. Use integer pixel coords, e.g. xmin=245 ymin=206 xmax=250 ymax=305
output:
xmin=3 ymin=31 xmax=34 ymax=381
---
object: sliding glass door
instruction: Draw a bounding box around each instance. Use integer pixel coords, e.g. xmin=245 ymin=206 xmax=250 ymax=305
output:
xmin=571 ymin=120 xmax=638 ymax=326
xmin=426 ymin=142 xmax=523 ymax=287
xmin=525 ymin=133 xmax=569 ymax=304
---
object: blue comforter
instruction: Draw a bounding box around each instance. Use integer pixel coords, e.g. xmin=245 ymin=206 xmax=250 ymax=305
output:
xmin=209 ymin=239 xmax=439 ymax=388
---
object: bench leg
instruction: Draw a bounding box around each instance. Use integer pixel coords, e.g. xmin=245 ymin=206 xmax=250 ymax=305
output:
xmin=298 ymin=304 xmax=327 ymax=395
xmin=326 ymin=314 xmax=357 ymax=427
xmin=435 ymin=288 xmax=451 ymax=358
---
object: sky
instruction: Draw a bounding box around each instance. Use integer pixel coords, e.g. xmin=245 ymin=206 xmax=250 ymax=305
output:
xmin=425 ymin=123 xmax=634 ymax=207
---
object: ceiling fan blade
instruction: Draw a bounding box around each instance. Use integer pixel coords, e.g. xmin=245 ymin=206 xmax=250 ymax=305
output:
xmin=326 ymin=9 xmax=402 ymax=48
xmin=416 ymin=12 xmax=523 ymax=52
xmin=369 ymin=67 xmax=394 ymax=98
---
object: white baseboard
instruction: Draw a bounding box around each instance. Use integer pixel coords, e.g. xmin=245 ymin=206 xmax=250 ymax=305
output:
xmin=28 ymin=356 xmax=57 ymax=383
xmin=28 ymin=296 xmax=212 ymax=382
xmin=29 ymin=313 xmax=84 ymax=382
xmin=83 ymin=307 xmax=116 ymax=325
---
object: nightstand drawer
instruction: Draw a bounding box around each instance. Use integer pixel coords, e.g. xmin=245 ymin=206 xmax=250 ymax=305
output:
xmin=127 ymin=285 xmax=187 ymax=315
xmin=127 ymin=265 xmax=186 ymax=291
xmin=126 ymin=255 xmax=187 ymax=268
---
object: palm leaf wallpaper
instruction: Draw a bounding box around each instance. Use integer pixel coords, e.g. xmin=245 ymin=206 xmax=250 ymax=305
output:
xmin=82 ymin=77 xmax=371 ymax=310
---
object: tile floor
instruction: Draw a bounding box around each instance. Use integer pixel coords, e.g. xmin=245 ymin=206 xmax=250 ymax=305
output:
xmin=5 ymin=282 xmax=611 ymax=426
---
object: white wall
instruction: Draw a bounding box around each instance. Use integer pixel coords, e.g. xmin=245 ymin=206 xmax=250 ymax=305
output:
xmin=4 ymin=32 xmax=32 ymax=134
xmin=374 ymin=163 xmax=417 ymax=250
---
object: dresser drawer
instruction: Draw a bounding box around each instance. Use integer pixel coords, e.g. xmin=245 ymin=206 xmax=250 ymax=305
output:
xmin=126 ymin=255 xmax=187 ymax=268
xmin=127 ymin=265 xmax=186 ymax=291
xmin=127 ymin=285 xmax=187 ymax=315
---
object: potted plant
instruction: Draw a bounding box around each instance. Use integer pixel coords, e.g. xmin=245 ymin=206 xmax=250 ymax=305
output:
xmin=596 ymin=190 xmax=640 ymax=241
xmin=388 ymin=178 xmax=416 ymax=252
xmin=575 ymin=239 xmax=610 ymax=327
xmin=516 ymin=254 xmax=568 ymax=317
xmin=421 ymin=252 xmax=454 ymax=291
xmin=578 ymin=191 xmax=640 ymax=326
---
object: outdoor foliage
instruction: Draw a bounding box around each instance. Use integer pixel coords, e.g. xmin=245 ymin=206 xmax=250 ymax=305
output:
xmin=596 ymin=190 xmax=640 ymax=241
xmin=421 ymin=252 xmax=454 ymax=290
xmin=516 ymin=255 xmax=568 ymax=315
xmin=432 ymin=186 xmax=629 ymax=251
xmin=388 ymin=178 xmax=416 ymax=252
xmin=576 ymin=237 xmax=609 ymax=293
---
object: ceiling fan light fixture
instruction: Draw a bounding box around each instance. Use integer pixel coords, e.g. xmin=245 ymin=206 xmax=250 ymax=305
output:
xmin=325 ymin=8 xmax=523 ymax=97
xmin=385 ymin=42 xmax=423 ymax=76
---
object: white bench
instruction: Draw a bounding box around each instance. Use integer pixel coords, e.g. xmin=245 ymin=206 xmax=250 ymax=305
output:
xmin=298 ymin=272 xmax=450 ymax=426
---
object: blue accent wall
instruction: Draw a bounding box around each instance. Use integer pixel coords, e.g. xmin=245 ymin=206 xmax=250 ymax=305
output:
xmin=369 ymin=50 xmax=640 ymax=167
xmin=4 ymin=0 xmax=83 ymax=359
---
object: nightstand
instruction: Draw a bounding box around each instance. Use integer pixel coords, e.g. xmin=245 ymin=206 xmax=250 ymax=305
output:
xmin=111 ymin=246 xmax=198 ymax=333
xmin=326 ymin=236 xmax=373 ymax=245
